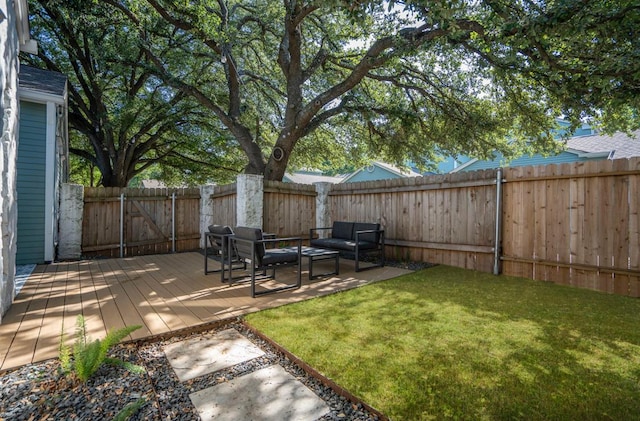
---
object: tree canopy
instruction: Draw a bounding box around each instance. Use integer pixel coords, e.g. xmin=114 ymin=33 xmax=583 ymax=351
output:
xmin=28 ymin=0 xmax=640 ymax=184
xmin=25 ymin=0 xmax=244 ymax=186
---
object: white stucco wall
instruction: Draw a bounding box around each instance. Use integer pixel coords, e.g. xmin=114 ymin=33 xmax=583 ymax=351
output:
xmin=0 ymin=0 xmax=20 ymax=321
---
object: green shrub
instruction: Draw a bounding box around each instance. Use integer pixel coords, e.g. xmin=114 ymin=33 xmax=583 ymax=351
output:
xmin=59 ymin=315 xmax=143 ymax=382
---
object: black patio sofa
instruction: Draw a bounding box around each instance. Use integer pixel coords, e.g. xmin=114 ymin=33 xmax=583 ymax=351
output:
xmin=309 ymin=221 xmax=385 ymax=272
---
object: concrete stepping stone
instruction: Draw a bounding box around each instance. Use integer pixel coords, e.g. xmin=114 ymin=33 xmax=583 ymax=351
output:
xmin=164 ymin=328 xmax=265 ymax=382
xmin=190 ymin=364 xmax=330 ymax=421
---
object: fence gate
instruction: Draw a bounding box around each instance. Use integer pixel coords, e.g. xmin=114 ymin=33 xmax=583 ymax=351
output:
xmin=82 ymin=187 xmax=201 ymax=258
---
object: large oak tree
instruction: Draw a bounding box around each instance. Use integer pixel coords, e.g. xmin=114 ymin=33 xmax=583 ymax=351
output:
xmin=131 ymin=0 xmax=640 ymax=181
xmin=29 ymin=0 xmax=640 ymax=184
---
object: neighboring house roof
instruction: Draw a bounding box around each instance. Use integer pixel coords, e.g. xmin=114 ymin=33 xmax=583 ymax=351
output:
xmin=283 ymin=171 xmax=346 ymax=184
xmin=19 ymin=66 xmax=67 ymax=98
xmin=452 ymin=129 xmax=640 ymax=173
xmin=567 ymin=129 xmax=640 ymax=159
xmin=342 ymin=161 xmax=422 ymax=183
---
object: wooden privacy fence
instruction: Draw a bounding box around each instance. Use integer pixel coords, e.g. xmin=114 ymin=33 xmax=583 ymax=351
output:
xmin=501 ymin=158 xmax=640 ymax=296
xmin=74 ymin=157 xmax=639 ymax=297
xmin=82 ymin=187 xmax=201 ymax=257
xmin=210 ymin=183 xmax=237 ymax=228
xmin=328 ymin=170 xmax=500 ymax=273
xmin=325 ymin=158 xmax=639 ymax=297
xmin=264 ymin=181 xmax=316 ymax=238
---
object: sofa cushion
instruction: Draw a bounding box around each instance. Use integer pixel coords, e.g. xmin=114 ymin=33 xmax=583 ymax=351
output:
xmin=353 ymin=223 xmax=380 ymax=244
xmin=353 ymin=240 xmax=379 ymax=250
xmin=311 ymin=238 xmax=354 ymax=251
xmin=331 ymin=221 xmax=354 ymax=240
xmin=262 ymin=248 xmax=299 ymax=265
xmin=310 ymin=238 xmax=380 ymax=252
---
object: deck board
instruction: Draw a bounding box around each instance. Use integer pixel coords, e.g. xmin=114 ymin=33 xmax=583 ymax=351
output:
xmin=0 ymin=252 xmax=411 ymax=372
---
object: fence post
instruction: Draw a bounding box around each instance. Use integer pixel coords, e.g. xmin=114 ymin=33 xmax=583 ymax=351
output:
xmin=200 ymin=184 xmax=216 ymax=248
xmin=171 ymin=192 xmax=176 ymax=253
xmin=236 ymin=174 xmax=264 ymax=228
xmin=314 ymin=182 xmax=332 ymax=239
xmin=57 ymin=183 xmax=84 ymax=260
xmin=493 ymin=168 xmax=503 ymax=275
xmin=119 ymin=192 xmax=125 ymax=258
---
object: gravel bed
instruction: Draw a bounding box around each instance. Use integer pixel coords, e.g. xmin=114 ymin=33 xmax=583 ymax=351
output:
xmin=353 ymin=254 xmax=437 ymax=272
xmin=0 ymin=320 xmax=381 ymax=420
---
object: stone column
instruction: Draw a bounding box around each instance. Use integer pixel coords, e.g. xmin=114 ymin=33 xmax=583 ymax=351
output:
xmin=57 ymin=184 xmax=83 ymax=260
xmin=199 ymin=184 xmax=215 ymax=248
xmin=0 ymin=1 xmax=20 ymax=321
xmin=314 ymin=182 xmax=332 ymax=239
xmin=236 ymin=174 xmax=263 ymax=229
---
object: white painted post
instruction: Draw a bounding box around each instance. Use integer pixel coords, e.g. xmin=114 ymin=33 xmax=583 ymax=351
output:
xmin=236 ymin=174 xmax=263 ymax=228
xmin=314 ymin=182 xmax=332 ymax=239
xmin=57 ymin=183 xmax=83 ymax=260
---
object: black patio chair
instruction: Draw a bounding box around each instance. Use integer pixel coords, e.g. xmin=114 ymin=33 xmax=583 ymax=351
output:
xmin=229 ymin=226 xmax=302 ymax=297
xmin=204 ymin=224 xmax=245 ymax=280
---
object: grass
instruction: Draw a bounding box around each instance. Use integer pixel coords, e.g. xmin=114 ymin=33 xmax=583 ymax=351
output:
xmin=245 ymin=265 xmax=640 ymax=420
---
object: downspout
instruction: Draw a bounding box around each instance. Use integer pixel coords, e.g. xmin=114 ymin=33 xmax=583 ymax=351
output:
xmin=493 ymin=168 xmax=503 ymax=275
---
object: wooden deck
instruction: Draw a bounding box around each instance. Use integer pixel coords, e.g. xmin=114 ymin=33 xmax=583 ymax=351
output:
xmin=0 ymin=252 xmax=410 ymax=372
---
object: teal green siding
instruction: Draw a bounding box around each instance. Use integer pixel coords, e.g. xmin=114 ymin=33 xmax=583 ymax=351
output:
xmin=17 ymin=101 xmax=47 ymax=264
xmin=346 ymin=166 xmax=404 ymax=182
xmin=461 ymin=151 xmax=596 ymax=172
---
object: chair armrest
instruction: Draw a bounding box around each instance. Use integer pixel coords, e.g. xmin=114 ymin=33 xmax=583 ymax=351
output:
xmin=259 ymin=236 xmax=301 ymax=243
xmin=354 ymin=229 xmax=385 ymax=244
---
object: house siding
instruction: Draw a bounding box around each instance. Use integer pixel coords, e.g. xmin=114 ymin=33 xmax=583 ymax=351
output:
xmin=16 ymin=101 xmax=46 ymax=264
xmin=461 ymin=151 xmax=593 ymax=172
xmin=346 ymin=166 xmax=403 ymax=183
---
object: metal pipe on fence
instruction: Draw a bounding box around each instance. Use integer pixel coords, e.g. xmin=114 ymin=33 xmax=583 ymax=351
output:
xmin=171 ymin=192 xmax=176 ymax=253
xmin=120 ymin=193 xmax=125 ymax=258
xmin=493 ymin=168 xmax=503 ymax=275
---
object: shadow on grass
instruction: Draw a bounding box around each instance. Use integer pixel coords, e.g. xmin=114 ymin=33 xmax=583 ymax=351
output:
xmin=246 ymin=265 xmax=640 ymax=420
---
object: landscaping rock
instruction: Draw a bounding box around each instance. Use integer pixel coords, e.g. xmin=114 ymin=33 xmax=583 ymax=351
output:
xmin=0 ymin=320 xmax=381 ymax=421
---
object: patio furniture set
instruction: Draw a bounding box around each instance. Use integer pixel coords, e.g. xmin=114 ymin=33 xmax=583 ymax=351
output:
xmin=204 ymin=222 xmax=385 ymax=297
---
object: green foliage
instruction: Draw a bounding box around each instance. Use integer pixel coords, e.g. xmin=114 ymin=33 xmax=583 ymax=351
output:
xmin=30 ymin=0 xmax=640 ymax=182
xmin=112 ymin=397 xmax=147 ymax=421
xmin=59 ymin=315 xmax=143 ymax=383
xmin=26 ymin=0 xmax=246 ymax=187
xmin=135 ymin=0 xmax=640 ymax=179
xmin=246 ymin=265 xmax=640 ymax=420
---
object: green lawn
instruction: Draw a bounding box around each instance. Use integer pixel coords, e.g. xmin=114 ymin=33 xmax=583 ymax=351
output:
xmin=245 ymin=265 xmax=640 ymax=420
